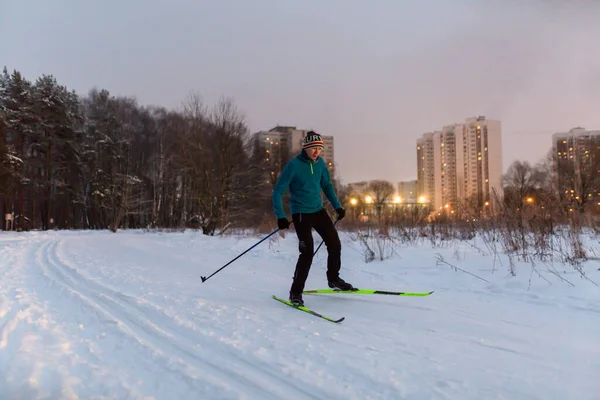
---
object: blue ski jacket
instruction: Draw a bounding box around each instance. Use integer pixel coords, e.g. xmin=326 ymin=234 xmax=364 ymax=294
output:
xmin=272 ymin=151 xmax=341 ymax=219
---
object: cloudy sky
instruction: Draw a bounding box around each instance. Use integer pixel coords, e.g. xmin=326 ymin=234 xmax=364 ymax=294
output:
xmin=2 ymin=0 xmax=600 ymax=184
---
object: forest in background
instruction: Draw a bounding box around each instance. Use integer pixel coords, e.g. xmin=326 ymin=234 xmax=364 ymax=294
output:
xmin=1 ymin=67 xmax=599 ymax=240
xmin=0 ymin=67 xmax=290 ymax=234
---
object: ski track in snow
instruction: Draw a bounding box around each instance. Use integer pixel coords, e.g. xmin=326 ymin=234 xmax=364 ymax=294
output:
xmin=0 ymin=230 xmax=599 ymax=399
xmin=35 ymin=237 xmax=327 ymax=400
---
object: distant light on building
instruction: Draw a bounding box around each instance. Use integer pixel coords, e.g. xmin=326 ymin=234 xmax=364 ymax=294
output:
xmin=255 ymin=126 xmax=336 ymax=183
xmin=416 ymin=116 xmax=503 ymax=210
xmin=552 ymin=127 xmax=600 ymax=205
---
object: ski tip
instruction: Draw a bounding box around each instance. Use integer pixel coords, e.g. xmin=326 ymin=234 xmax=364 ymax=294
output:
xmin=272 ymin=295 xmax=345 ymax=323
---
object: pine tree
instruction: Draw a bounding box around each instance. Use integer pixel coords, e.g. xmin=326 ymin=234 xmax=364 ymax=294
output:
xmin=3 ymin=69 xmax=36 ymax=230
xmin=33 ymin=75 xmax=85 ymax=229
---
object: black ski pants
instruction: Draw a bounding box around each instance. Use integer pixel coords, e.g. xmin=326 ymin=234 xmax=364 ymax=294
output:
xmin=290 ymin=208 xmax=341 ymax=294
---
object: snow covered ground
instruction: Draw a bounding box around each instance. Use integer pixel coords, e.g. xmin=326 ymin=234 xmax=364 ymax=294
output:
xmin=0 ymin=228 xmax=599 ymax=400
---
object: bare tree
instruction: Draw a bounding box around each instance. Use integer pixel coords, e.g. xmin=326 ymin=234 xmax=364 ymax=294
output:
xmin=502 ymin=160 xmax=545 ymax=209
xmin=209 ymin=96 xmax=249 ymax=231
xmin=176 ymin=91 xmax=214 ymax=232
xmin=368 ymin=180 xmax=395 ymax=219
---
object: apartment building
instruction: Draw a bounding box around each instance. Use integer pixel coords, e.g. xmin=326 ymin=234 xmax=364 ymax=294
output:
xmin=552 ymin=127 xmax=600 ymax=204
xmin=398 ymin=180 xmax=418 ymax=202
xmin=417 ymin=132 xmax=436 ymax=205
xmin=255 ymin=130 xmax=287 ymax=184
xmin=347 ymin=181 xmax=370 ymax=194
xmin=255 ymin=126 xmax=336 ymax=181
xmin=417 ymin=116 xmax=503 ymax=211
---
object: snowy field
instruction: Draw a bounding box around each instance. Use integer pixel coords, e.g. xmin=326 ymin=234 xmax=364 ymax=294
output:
xmin=0 ymin=229 xmax=599 ymax=400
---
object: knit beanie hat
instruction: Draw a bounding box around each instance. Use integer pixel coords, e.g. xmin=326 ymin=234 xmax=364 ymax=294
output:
xmin=303 ymin=131 xmax=324 ymax=150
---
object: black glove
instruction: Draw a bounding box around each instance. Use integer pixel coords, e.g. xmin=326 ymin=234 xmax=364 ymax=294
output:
xmin=277 ymin=218 xmax=290 ymax=230
xmin=336 ymin=207 xmax=346 ymax=220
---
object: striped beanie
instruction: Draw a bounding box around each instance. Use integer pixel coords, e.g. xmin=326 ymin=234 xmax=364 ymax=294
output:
xmin=303 ymin=131 xmax=324 ymax=150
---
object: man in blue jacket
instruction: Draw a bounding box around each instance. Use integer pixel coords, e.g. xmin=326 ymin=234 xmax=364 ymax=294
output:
xmin=272 ymin=131 xmax=355 ymax=306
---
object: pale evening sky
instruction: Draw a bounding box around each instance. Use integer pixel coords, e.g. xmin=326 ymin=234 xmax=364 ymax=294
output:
xmin=2 ymin=0 xmax=600 ymax=184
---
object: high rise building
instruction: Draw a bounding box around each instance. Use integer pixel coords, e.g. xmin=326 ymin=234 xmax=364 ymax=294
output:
xmin=552 ymin=127 xmax=600 ymax=205
xmin=255 ymin=130 xmax=287 ymax=184
xmin=417 ymin=116 xmax=503 ymax=211
xmin=417 ymin=132 xmax=436 ymax=205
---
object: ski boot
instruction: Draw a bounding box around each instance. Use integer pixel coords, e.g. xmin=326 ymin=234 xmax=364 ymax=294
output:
xmin=327 ymin=278 xmax=357 ymax=291
xmin=289 ymin=291 xmax=304 ymax=307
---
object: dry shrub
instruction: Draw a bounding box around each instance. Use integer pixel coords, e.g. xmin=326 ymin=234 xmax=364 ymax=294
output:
xmin=336 ymin=185 xmax=598 ymax=286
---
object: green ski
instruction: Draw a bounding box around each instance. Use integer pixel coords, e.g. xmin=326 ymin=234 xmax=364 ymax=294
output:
xmin=272 ymin=295 xmax=345 ymax=323
xmin=303 ymin=289 xmax=434 ymax=297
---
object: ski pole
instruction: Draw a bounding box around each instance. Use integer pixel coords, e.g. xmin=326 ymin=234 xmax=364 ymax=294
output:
xmin=313 ymin=218 xmax=339 ymax=256
xmin=201 ymin=223 xmax=289 ymax=283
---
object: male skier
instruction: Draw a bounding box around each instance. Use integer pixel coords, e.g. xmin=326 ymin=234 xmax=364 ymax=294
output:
xmin=272 ymin=131 xmax=355 ymax=306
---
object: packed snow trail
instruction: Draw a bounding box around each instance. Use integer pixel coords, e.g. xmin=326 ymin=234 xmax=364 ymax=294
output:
xmin=0 ymin=230 xmax=599 ymax=399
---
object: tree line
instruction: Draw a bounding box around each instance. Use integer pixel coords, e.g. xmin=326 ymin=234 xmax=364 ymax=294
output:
xmin=0 ymin=67 xmax=278 ymax=234
xmin=2 ymin=67 xmax=598 ymax=234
